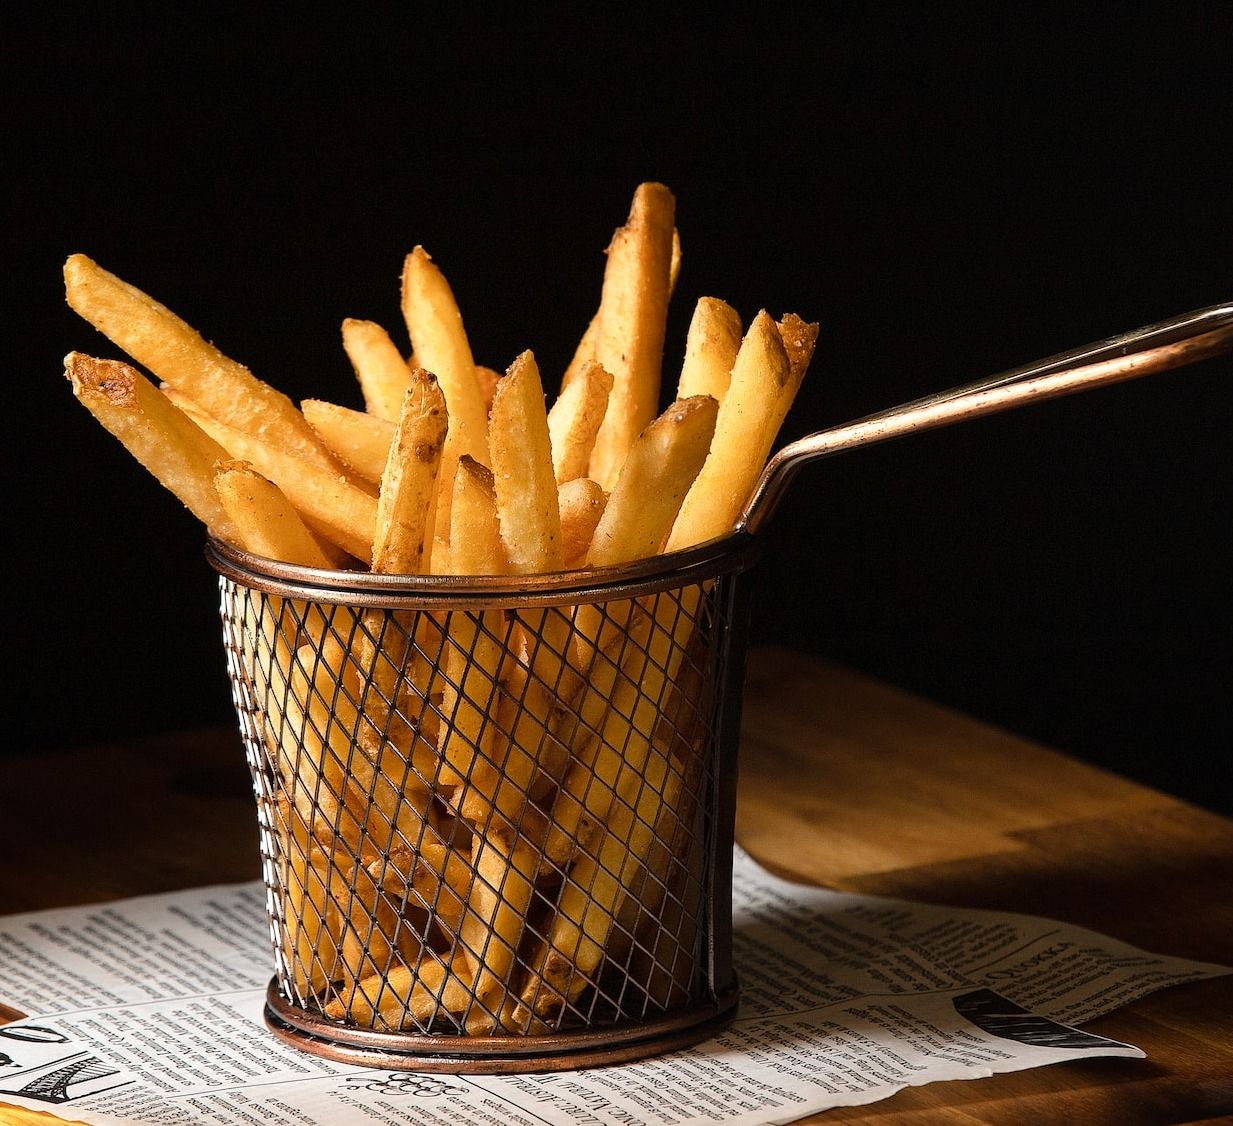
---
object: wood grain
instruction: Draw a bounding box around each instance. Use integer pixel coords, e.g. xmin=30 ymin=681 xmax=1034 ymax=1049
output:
xmin=1 ymin=646 xmax=1229 ymax=1124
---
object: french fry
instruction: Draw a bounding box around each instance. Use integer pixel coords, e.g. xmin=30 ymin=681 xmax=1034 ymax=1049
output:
xmin=353 ymin=371 xmax=450 ymax=845
xmin=460 ymin=827 xmax=538 ymax=1032
xmin=64 ymin=254 xmax=338 ymax=470
xmin=539 ymin=606 xmax=655 ymax=867
xmin=214 ymin=460 xmax=332 ymax=568
xmin=489 ymin=351 xmax=563 ymax=572
xmin=337 ymin=861 xmax=426 ymax=990
xmin=587 ymin=396 xmax=718 ymax=566
xmin=556 ymin=394 xmax=718 ymax=758
xmin=270 ymin=637 xmax=430 ymax=857
xmin=369 ymin=836 xmax=471 ymax=935
xmin=441 ymin=460 xmax=560 ymax=842
xmin=401 ymin=247 xmax=490 ymax=567
xmin=557 ymin=223 xmax=679 ymax=398
xmin=666 ymin=310 xmax=814 ymax=552
xmin=342 ymin=318 xmax=412 ymax=422
xmin=548 ymin=360 xmax=613 ymax=484
xmin=676 ymin=297 xmax=742 ymax=403
xmin=165 ymin=391 xmax=377 ymax=561
xmin=438 ymin=457 xmax=509 ymax=798
xmin=64 ymin=352 xmax=237 ymax=543
xmin=488 ymin=351 xmax=579 ymax=780
xmin=302 ymin=399 xmax=395 ymax=485
xmin=558 ymin=477 xmax=607 ymax=569
xmin=371 ymin=368 xmax=448 ymax=574
xmin=587 ymin=183 xmax=677 ymax=490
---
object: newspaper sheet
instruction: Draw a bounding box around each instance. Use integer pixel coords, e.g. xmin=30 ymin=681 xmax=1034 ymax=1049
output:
xmin=0 ymin=848 xmax=1226 ymax=1125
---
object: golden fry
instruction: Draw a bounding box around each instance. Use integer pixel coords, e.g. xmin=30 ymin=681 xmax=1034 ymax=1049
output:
xmin=214 ymin=460 xmax=332 ymax=567
xmin=371 ymin=369 xmax=448 ymax=574
xmin=489 ymin=351 xmax=562 ymax=572
xmin=439 ymin=458 xmax=508 ymax=795
xmin=342 ymin=317 xmax=412 ymax=422
xmin=587 ymin=183 xmax=677 ymax=489
xmin=460 ymin=828 xmax=537 ymax=1029
xmin=302 ymin=399 xmax=395 ymax=485
xmin=401 ymin=247 xmax=490 ymax=567
xmin=588 ymin=395 xmax=718 ymax=566
xmin=558 ymin=477 xmax=607 ymax=569
xmin=676 ymin=297 xmax=742 ymax=403
xmin=326 ymin=953 xmax=474 ymax=1029
xmin=547 ymin=359 xmax=613 ymax=484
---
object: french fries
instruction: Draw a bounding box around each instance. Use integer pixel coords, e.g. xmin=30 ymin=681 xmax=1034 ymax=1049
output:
xmin=62 ymin=182 xmax=817 ymax=1036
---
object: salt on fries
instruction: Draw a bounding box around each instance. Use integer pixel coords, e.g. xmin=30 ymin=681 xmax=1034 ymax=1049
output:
xmin=62 ymin=183 xmax=817 ymax=1033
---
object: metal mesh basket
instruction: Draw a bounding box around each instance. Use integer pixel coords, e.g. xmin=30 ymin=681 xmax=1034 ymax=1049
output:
xmin=208 ymin=533 xmax=759 ymax=1072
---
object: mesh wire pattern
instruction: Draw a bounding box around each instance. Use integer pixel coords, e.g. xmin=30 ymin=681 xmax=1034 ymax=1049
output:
xmin=211 ymin=538 xmax=755 ymax=1063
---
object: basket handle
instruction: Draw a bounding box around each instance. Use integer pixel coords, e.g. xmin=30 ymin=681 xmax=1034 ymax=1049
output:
xmin=737 ymin=300 xmax=1233 ymax=536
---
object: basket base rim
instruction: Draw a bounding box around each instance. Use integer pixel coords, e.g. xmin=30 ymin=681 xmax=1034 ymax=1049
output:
xmin=264 ymin=977 xmax=739 ymax=1073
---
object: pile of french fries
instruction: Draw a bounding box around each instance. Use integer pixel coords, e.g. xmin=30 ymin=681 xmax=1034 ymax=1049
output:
xmin=63 ymin=183 xmax=818 ymax=1036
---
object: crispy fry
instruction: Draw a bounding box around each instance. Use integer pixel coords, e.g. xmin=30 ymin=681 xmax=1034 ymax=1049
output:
xmin=401 ymin=247 xmax=490 ymax=567
xmin=588 ymin=396 xmax=718 ymax=566
xmin=548 ymin=360 xmax=613 ymax=484
xmin=64 ymin=352 xmax=238 ymax=543
xmin=560 ymin=395 xmax=717 ymax=710
xmin=371 ymin=369 xmax=448 ymax=574
xmin=439 ymin=458 xmax=508 ymax=797
xmin=214 ymin=460 xmax=332 ymax=567
xmin=557 ymin=223 xmax=678 ymax=398
xmin=587 ymin=184 xmax=677 ymax=490
xmin=460 ymin=827 xmax=538 ymax=1030
xmin=489 ymin=352 xmax=563 ymax=572
xmin=558 ymin=477 xmax=606 ymax=569
xmin=441 ymin=459 xmax=563 ymax=842
xmin=302 ymin=399 xmax=395 ymax=485
xmin=64 ymin=254 xmax=337 ymax=470
xmin=488 ymin=351 xmax=582 ymax=787
xmin=676 ymin=297 xmax=742 ymax=403
xmin=342 ymin=318 xmax=412 ymax=422
xmin=369 ymin=837 xmax=470 ymax=935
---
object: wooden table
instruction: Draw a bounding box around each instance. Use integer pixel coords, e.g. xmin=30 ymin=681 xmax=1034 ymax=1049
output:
xmin=2 ymin=647 xmax=1230 ymax=1124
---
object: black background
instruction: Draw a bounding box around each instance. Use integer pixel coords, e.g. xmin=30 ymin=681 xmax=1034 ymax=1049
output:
xmin=5 ymin=8 xmax=1231 ymax=814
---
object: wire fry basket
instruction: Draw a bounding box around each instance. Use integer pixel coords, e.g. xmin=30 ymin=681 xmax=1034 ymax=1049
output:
xmin=209 ymin=533 xmax=759 ymax=1072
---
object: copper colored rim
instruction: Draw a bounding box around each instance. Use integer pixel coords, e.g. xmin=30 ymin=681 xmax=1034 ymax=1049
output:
xmin=263 ymin=978 xmax=739 ymax=1073
xmin=206 ymin=532 xmax=759 ymax=608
